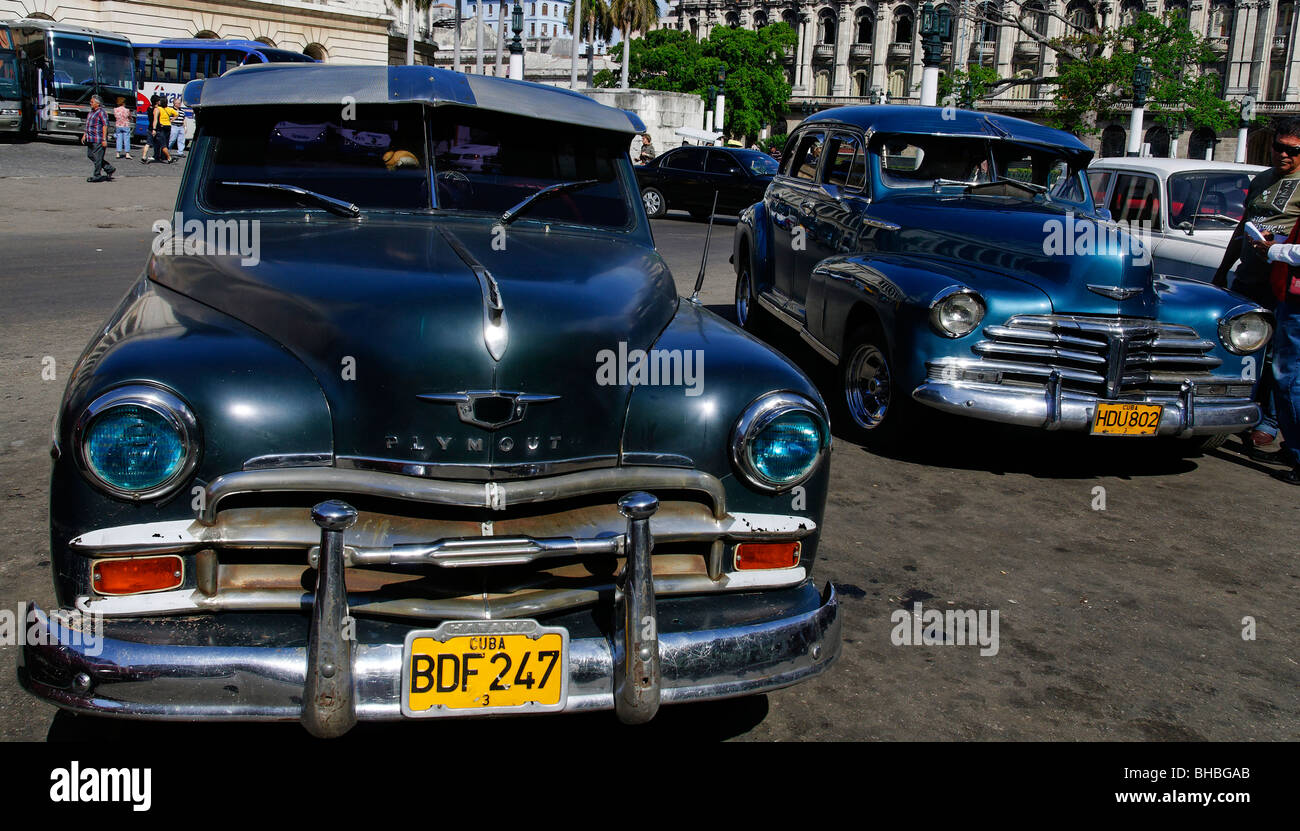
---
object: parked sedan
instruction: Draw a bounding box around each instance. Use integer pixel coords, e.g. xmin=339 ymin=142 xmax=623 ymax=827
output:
xmin=636 ymin=145 xmax=777 ymax=220
xmin=20 ymin=63 xmax=840 ymax=737
xmin=733 ymin=106 xmax=1273 ymax=449
xmin=1088 ymin=157 xmax=1267 ymax=284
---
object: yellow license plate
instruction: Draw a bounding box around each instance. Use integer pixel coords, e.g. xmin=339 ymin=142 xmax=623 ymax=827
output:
xmin=1091 ymin=402 xmax=1163 ymax=436
xmin=401 ymin=621 xmax=567 ymax=718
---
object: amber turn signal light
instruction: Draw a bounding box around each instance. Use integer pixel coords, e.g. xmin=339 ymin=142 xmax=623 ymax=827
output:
xmin=92 ymin=555 xmax=184 ymax=596
xmin=734 ymin=542 xmax=801 ymax=570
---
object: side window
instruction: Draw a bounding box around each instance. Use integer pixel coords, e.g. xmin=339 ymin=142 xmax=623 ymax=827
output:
xmin=1088 ymin=170 xmax=1112 ymax=206
xmin=663 ymin=148 xmax=705 ymax=171
xmin=161 ymin=50 xmax=179 ymax=82
xmin=789 ymin=131 xmax=827 ymax=181
xmin=1108 ymin=173 xmax=1161 ymax=226
xmin=706 ymin=150 xmax=741 ymax=175
xmin=825 ymin=132 xmax=866 ymax=190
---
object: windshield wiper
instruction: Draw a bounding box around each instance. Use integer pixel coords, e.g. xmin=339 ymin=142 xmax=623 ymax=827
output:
xmin=218 ymin=181 xmax=361 ymax=217
xmin=500 ymin=179 xmax=600 ymax=225
xmin=931 ymin=177 xmax=973 ymax=192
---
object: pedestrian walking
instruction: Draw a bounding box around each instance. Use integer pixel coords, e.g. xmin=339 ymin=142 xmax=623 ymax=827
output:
xmin=112 ymin=96 xmax=132 ymax=160
xmin=81 ymin=95 xmax=115 ymax=182
xmin=156 ymin=98 xmax=177 ymax=163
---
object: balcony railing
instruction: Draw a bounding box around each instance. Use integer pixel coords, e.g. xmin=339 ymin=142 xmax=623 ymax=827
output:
xmin=813 ymin=43 xmax=836 ymax=59
xmin=1014 ymin=40 xmax=1041 ymax=58
xmin=888 ymin=42 xmax=912 ymax=59
xmin=849 ymin=43 xmax=872 ymax=60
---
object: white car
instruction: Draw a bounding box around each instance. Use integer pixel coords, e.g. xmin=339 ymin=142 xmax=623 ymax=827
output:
xmin=1087 ymin=157 xmax=1267 ymax=284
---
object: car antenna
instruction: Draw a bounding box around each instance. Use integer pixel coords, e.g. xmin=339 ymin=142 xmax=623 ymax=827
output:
xmin=689 ymin=190 xmax=721 ymax=305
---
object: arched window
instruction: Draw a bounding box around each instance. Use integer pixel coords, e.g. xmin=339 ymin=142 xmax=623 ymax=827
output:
xmin=195 ymin=29 xmax=219 ymax=39
xmin=1165 ymin=0 xmax=1190 ymax=24
xmin=1120 ymin=1 xmax=1141 ymax=26
xmin=304 ymin=43 xmax=328 ymax=61
xmin=856 ymin=9 xmax=875 ymax=43
xmin=894 ymin=7 xmax=914 ymax=43
xmin=814 ymin=69 xmax=831 ymax=95
xmin=1011 ymin=66 xmax=1034 ymax=100
xmin=1277 ymin=2 xmax=1296 ymax=39
xmin=1024 ymin=1 xmax=1048 ymax=36
xmin=888 ymin=66 xmax=907 ymax=98
xmin=753 ymin=10 xmax=768 ymax=28
xmin=976 ymin=2 xmax=998 ymax=42
xmin=1144 ymin=125 xmax=1170 ymax=158
xmin=937 ymin=4 xmax=954 ymax=42
xmin=1188 ymin=127 xmax=1217 ymax=161
xmin=542 ymin=3 xmax=548 ymax=15
xmin=1208 ymin=1 xmax=1231 ymax=37
xmin=690 ymin=18 xmax=699 ymax=38
xmin=1100 ymin=125 xmax=1127 ymax=157
xmin=819 ymin=10 xmax=837 ymax=44
xmin=1269 ymin=69 xmax=1286 ymax=100
xmin=726 ymin=11 xmax=740 ymax=28
xmin=853 ymin=70 xmax=870 ymax=96
xmin=255 ymin=36 xmax=276 ymax=47
xmin=782 ymin=9 xmax=799 ymax=42
xmin=1065 ymin=0 xmax=1096 ymax=31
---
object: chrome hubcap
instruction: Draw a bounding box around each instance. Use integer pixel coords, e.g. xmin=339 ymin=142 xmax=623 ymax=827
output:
xmin=735 ymin=270 xmax=751 ymax=326
xmin=845 ymin=343 xmax=891 ymax=429
xmin=643 ymin=190 xmax=661 ymax=215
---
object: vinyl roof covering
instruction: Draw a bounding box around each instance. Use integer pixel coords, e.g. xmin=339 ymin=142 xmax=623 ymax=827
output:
xmin=186 ymin=63 xmax=645 ymax=134
xmin=802 ymin=105 xmax=1092 ymax=154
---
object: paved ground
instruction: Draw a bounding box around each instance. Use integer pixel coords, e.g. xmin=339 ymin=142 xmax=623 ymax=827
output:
xmin=0 ymin=139 xmax=1296 ymax=742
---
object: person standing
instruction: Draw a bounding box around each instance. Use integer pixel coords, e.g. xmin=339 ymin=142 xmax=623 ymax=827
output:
xmin=1212 ymin=116 xmax=1300 ymax=454
xmin=81 ymin=95 xmax=115 ymax=182
xmin=112 ymin=96 xmax=132 ymax=160
xmin=168 ymin=105 xmax=186 ymax=157
xmin=154 ymin=97 xmax=176 ymax=164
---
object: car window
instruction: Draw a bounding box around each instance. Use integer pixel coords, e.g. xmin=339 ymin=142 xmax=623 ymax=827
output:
xmin=1167 ymin=170 xmax=1252 ymax=230
xmin=1088 ymin=170 xmax=1112 ymax=205
xmin=732 ymin=149 xmax=778 ymax=176
xmin=706 ymin=150 xmax=742 ymax=175
xmin=789 ymin=131 xmax=826 ymax=181
xmin=1108 ymin=173 xmax=1162 ymax=226
xmin=824 ymin=132 xmax=866 ymax=191
xmin=663 ymin=148 xmax=705 ymax=172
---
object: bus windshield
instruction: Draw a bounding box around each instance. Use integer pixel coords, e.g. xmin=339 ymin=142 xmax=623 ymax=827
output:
xmin=50 ymin=34 xmax=133 ymax=103
xmin=94 ymin=39 xmax=134 ymax=93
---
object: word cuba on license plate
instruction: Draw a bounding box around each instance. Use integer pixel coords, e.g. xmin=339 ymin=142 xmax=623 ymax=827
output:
xmin=401 ymin=620 xmax=568 ymax=717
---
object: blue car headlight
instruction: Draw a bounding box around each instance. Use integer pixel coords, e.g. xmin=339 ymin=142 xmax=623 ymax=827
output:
xmin=73 ymin=386 xmax=200 ymax=500
xmin=731 ymin=392 xmax=829 ymax=492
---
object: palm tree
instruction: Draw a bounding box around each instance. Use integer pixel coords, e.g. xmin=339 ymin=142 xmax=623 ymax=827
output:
xmin=565 ymin=0 xmax=613 ymax=86
xmin=402 ymin=0 xmax=436 ymax=65
xmin=607 ymin=0 xmax=658 ymax=89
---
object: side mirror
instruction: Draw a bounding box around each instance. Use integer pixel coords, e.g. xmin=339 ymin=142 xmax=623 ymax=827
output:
xmin=1095 ymin=207 xmax=1113 ymax=222
xmin=1177 ymin=220 xmax=1194 ymax=236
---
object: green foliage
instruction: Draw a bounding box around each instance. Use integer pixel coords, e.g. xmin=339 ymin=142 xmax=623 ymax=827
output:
xmin=758 ymin=133 xmax=788 ymax=156
xmin=601 ymin=24 xmax=796 ymax=141
xmin=1046 ymin=12 xmax=1237 ymax=135
xmin=565 ymin=0 xmax=614 ymax=45
xmin=938 ymin=66 xmax=1000 ymax=107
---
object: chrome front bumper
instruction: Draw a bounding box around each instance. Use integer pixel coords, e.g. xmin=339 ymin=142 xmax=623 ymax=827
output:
xmin=913 ymin=377 xmax=1260 ymax=436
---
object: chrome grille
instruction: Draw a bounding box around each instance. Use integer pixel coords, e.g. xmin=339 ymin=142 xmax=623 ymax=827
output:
xmin=973 ymin=315 xmax=1221 ymax=396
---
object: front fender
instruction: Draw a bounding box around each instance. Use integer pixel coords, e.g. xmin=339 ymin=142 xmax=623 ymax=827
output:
xmin=1155 ymin=275 xmax=1273 ymax=385
xmin=734 ymin=201 xmax=775 ymax=292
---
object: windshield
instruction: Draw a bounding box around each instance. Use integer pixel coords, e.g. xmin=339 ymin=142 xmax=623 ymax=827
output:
xmin=875 ymin=133 xmax=1090 ymax=207
xmin=202 ymin=104 xmax=431 ymax=211
xmin=259 ymin=49 xmax=317 ymax=63
xmin=1167 ymin=170 xmax=1252 ymax=230
xmin=93 ymin=39 xmax=134 ymax=93
xmin=0 ymin=53 xmax=18 ymax=99
xmin=51 ymin=33 xmax=95 ymax=103
xmin=732 ymin=149 xmax=778 ymax=176
xmin=429 ymin=106 xmax=630 ymax=227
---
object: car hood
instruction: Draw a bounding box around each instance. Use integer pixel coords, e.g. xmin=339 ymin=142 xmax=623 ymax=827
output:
xmin=149 ymin=216 xmax=678 ymax=472
xmin=879 ymin=194 xmax=1158 ymax=317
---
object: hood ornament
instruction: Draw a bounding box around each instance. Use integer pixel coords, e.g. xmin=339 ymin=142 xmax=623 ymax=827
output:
xmin=439 ymin=228 xmax=508 ymax=361
xmin=1087 ymin=284 xmax=1143 ymax=301
xmin=419 ymin=390 xmax=560 ymax=430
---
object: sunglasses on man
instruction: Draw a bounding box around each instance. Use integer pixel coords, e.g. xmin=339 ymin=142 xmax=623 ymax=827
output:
xmin=1274 ymin=139 xmax=1300 ymax=156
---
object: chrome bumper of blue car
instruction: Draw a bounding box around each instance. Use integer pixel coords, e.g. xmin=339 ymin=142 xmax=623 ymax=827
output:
xmin=913 ymin=378 xmax=1260 ymax=436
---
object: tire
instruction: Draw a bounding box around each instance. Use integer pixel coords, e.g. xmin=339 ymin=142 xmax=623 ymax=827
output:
xmin=642 ymin=187 xmax=666 ymax=219
xmin=733 ymin=255 xmax=770 ymax=335
xmin=837 ymin=324 xmax=910 ymax=445
xmin=1185 ymin=432 xmax=1232 ymax=453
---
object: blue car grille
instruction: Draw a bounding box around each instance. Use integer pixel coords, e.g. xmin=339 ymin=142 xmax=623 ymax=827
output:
xmin=969 ymin=315 xmax=1222 ymax=397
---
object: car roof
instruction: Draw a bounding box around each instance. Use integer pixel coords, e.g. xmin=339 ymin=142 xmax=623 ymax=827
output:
xmin=186 ymin=63 xmax=645 ymax=134
xmin=800 ymin=105 xmax=1091 ymax=154
xmin=1088 ymin=157 xmax=1267 ymax=175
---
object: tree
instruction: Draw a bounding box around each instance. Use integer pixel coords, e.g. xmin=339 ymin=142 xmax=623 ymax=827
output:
xmin=565 ymin=0 xmax=614 ymax=86
xmin=607 ymin=0 xmax=659 ymax=89
xmin=938 ymin=65 xmax=1000 ymax=107
xmin=598 ymin=24 xmax=796 ymax=143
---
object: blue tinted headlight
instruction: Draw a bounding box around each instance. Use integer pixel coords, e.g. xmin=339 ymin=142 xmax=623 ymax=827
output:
xmin=74 ymin=386 xmax=199 ymax=499
xmin=732 ymin=393 xmax=828 ymax=491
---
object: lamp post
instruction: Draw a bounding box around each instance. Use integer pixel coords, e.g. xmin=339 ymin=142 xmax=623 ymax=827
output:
xmin=1236 ymin=95 xmax=1254 ymax=163
xmin=1126 ymin=61 xmax=1152 ymax=157
xmin=508 ymin=2 xmax=524 ymax=80
xmin=714 ymin=67 xmax=727 ymax=143
xmin=919 ymin=2 xmax=951 ymax=106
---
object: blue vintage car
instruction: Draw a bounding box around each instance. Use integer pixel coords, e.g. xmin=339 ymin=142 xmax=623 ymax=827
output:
xmin=733 ymin=106 xmax=1273 ymax=447
xmin=19 ymin=64 xmax=839 ymax=736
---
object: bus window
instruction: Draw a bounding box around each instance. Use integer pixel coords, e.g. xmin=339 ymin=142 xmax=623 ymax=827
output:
xmin=161 ymin=50 xmax=178 ymax=82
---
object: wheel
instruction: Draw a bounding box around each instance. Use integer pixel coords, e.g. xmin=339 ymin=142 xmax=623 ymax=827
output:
xmin=837 ymin=324 xmax=910 ymax=445
xmin=734 ymin=257 xmax=763 ymax=333
xmin=641 ymin=187 xmax=666 ymax=218
xmin=1186 ymin=432 xmax=1231 ymax=453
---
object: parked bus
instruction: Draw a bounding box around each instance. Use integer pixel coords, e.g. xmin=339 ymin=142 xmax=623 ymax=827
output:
xmin=0 ymin=24 xmax=20 ymax=134
xmin=6 ymin=18 xmax=134 ymax=137
xmin=134 ymin=39 xmax=317 ymax=140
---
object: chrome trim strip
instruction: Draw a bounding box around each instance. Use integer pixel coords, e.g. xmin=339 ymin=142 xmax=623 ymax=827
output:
xmin=755 ymin=290 xmax=806 ymax=328
xmin=243 ymin=453 xmax=334 ymax=471
xmin=416 ymin=389 xmax=560 ymax=430
xmin=197 ymin=465 xmax=729 ymax=525
xmin=619 ymin=452 xmax=694 ymax=468
xmin=438 ymin=227 xmax=508 ymax=361
xmin=800 ymin=328 xmax=840 ymax=365
xmin=861 ymin=216 xmax=901 ymax=232
xmin=341 ymin=534 xmax=625 ymax=568
xmin=336 ymin=454 xmax=617 ymax=481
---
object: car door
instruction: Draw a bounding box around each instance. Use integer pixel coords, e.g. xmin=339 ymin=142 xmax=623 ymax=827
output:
xmin=657 ymin=147 xmax=707 ymax=210
xmin=1107 ymin=171 xmax=1168 ymax=272
xmin=795 ymin=130 xmax=869 ymax=302
xmin=769 ymin=129 xmax=827 ymax=300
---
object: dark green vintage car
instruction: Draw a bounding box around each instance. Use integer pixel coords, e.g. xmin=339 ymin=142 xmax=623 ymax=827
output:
xmin=19 ymin=64 xmax=839 ymax=735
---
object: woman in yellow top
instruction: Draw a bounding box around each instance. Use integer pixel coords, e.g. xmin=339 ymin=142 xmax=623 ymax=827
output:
xmin=145 ymin=95 xmax=175 ymax=165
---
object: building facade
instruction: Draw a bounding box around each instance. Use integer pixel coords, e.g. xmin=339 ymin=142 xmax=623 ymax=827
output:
xmin=0 ymin=0 xmax=393 ymax=62
xmin=661 ymin=0 xmax=1300 ymax=159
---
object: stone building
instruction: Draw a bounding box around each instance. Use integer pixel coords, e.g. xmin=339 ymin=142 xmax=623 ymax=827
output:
xmin=661 ymin=0 xmax=1299 ymax=160
xmin=0 ymin=0 xmax=392 ymax=63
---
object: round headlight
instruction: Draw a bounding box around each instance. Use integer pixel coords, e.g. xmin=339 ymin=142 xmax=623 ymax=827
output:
xmin=74 ymin=386 xmax=199 ymax=500
xmin=731 ymin=392 xmax=828 ymax=492
xmin=930 ymin=288 xmax=986 ymax=338
xmin=1219 ymin=310 xmax=1272 ymax=355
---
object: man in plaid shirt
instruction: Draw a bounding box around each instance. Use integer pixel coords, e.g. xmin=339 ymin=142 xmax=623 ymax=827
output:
xmin=81 ymin=95 xmax=116 ymax=182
